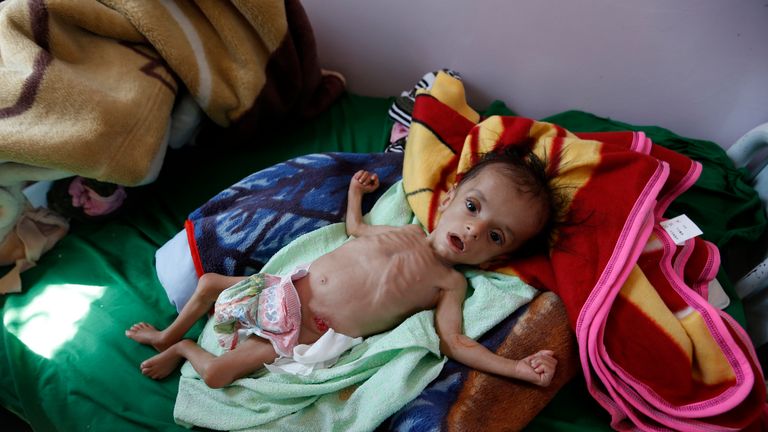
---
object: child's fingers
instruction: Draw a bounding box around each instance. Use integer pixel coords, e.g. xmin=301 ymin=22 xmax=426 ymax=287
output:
xmin=534 ymin=356 xmax=557 ymax=369
xmin=361 ymin=172 xmax=378 ymax=185
xmin=352 ymin=171 xmax=379 ymax=189
xmin=354 ymin=171 xmax=370 ymax=184
xmin=530 ymin=351 xmax=557 ymax=371
xmin=536 ymin=362 xmax=557 ymax=376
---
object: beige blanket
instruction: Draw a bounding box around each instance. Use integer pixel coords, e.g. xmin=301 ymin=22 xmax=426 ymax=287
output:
xmin=0 ymin=0 xmax=342 ymax=292
xmin=0 ymin=0 xmax=341 ymax=185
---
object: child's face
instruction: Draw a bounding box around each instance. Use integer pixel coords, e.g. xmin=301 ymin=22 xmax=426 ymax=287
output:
xmin=430 ymin=164 xmax=545 ymax=266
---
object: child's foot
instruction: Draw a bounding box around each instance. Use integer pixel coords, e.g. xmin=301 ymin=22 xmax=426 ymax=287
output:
xmin=125 ymin=322 xmax=172 ymax=351
xmin=140 ymin=348 xmax=183 ymax=380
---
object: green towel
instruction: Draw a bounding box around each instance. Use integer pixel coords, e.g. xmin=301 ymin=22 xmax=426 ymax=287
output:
xmin=174 ymin=181 xmax=537 ymax=431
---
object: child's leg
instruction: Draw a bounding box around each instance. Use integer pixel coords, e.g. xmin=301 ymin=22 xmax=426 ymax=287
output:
xmin=139 ymin=335 xmax=278 ymax=388
xmin=126 ymin=273 xmax=248 ymax=351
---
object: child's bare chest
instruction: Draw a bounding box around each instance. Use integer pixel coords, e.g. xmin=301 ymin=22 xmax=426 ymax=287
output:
xmin=308 ymin=228 xmax=453 ymax=327
xmin=357 ymin=231 xmax=451 ymax=303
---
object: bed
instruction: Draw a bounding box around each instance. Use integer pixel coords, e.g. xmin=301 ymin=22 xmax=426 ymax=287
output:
xmin=2 ymin=87 xmax=766 ymax=430
xmin=1 ymin=1 xmax=766 ymax=432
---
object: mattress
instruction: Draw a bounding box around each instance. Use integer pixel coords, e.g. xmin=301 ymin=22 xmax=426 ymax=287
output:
xmin=1 ymin=93 xmax=763 ymax=431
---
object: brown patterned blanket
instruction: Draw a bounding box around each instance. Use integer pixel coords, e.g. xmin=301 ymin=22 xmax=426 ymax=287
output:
xmin=0 ymin=0 xmax=341 ymax=185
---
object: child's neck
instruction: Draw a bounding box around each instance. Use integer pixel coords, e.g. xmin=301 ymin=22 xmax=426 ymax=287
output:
xmin=425 ymin=232 xmax=459 ymax=268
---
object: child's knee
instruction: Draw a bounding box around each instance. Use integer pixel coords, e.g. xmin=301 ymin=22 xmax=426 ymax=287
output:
xmin=197 ymin=273 xmax=225 ymax=300
xmin=201 ymin=360 xmax=233 ymax=389
xmin=201 ymin=372 xmax=228 ymax=389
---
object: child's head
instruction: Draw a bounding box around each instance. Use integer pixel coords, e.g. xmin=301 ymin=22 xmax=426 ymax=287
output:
xmin=430 ymin=147 xmax=557 ymax=266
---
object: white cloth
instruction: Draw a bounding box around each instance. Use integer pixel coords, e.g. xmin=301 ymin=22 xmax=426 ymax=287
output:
xmin=265 ymin=329 xmax=362 ymax=376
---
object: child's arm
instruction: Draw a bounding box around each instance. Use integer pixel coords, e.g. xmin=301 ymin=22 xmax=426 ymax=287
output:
xmin=346 ymin=170 xmax=396 ymax=237
xmin=434 ymin=277 xmax=557 ymax=386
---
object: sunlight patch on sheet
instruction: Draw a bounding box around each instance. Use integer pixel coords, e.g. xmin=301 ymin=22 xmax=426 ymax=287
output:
xmin=4 ymin=284 xmax=106 ymax=359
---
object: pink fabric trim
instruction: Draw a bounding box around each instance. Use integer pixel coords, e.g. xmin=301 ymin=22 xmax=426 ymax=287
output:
xmin=576 ymin=164 xmax=668 ymax=426
xmin=688 ymin=240 xmax=720 ymax=300
xmin=576 ymin=162 xmax=669 ymax=335
xmin=672 ymin=238 xmax=693 ymax=277
xmin=573 ymin=151 xmax=759 ymax=428
xmin=655 ymin=161 xmax=702 ymax=219
xmin=653 ymin=228 xmax=752 ymax=415
xmin=584 ymin=226 xmax=752 ymax=430
xmin=630 ymin=131 xmax=652 ymax=154
xmin=605 ymin=227 xmax=748 ymax=417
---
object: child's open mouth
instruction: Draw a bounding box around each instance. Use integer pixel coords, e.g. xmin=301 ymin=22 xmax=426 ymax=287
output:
xmin=449 ymin=234 xmax=465 ymax=252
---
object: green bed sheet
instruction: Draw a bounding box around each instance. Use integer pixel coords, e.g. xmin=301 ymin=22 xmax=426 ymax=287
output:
xmin=1 ymin=94 xmax=762 ymax=432
xmin=0 ymin=94 xmax=394 ymax=431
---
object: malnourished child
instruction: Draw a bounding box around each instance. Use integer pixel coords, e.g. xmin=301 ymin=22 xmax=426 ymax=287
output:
xmin=127 ymin=148 xmax=559 ymax=388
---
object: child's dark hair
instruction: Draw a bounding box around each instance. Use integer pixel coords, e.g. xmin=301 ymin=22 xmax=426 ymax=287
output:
xmin=458 ymin=145 xmax=565 ymax=258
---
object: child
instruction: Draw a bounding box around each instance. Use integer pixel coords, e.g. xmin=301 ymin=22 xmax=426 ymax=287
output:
xmin=126 ymin=148 xmax=559 ymax=389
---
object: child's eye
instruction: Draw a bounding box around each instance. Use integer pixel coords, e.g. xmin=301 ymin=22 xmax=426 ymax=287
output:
xmin=490 ymin=231 xmax=504 ymax=245
xmin=465 ymin=199 xmax=477 ymax=213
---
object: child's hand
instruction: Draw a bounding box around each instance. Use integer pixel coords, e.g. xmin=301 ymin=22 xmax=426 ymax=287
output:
xmin=516 ymin=350 xmax=557 ymax=387
xmin=350 ymin=170 xmax=380 ymax=194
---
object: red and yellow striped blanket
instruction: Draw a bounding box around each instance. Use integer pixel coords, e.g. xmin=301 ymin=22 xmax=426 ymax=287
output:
xmin=403 ymin=72 xmax=766 ymax=431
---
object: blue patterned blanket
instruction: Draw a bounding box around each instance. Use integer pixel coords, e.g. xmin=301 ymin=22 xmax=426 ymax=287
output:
xmin=187 ymin=152 xmax=403 ymax=276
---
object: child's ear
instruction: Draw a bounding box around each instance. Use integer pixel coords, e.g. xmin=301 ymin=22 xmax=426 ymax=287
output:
xmin=438 ymin=186 xmax=456 ymax=211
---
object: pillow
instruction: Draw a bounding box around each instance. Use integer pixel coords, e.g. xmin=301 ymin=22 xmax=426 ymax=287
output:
xmin=155 ymin=152 xmax=403 ymax=311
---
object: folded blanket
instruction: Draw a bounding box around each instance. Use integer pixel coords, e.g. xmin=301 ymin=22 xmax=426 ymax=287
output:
xmin=547 ymin=110 xmax=768 ymax=291
xmin=174 ymin=181 xmax=538 ymax=431
xmin=0 ymin=0 xmax=341 ymax=186
xmin=403 ymin=72 xmax=766 ymax=431
xmin=0 ymin=204 xmax=69 ymax=294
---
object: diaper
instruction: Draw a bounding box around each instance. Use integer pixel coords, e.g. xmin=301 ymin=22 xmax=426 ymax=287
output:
xmin=265 ymin=329 xmax=363 ymax=376
xmin=213 ymin=266 xmax=306 ymax=357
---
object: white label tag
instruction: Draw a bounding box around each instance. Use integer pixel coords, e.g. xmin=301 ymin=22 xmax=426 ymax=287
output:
xmin=660 ymin=214 xmax=703 ymax=245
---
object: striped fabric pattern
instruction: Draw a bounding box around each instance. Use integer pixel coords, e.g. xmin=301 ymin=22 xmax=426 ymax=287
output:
xmin=388 ymin=69 xmax=462 ymax=128
xmin=402 ymin=72 xmax=766 ymax=431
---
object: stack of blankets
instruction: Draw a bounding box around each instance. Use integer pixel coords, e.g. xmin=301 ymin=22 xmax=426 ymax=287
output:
xmin=0 ymin=0 xmax=342 ymax=291
xmin=403 ymin=72 xmax=767 ymax=431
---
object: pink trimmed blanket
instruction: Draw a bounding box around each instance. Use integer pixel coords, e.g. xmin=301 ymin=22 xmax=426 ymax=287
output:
xmin=402 ymin=72 xmax=767 ymax=431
